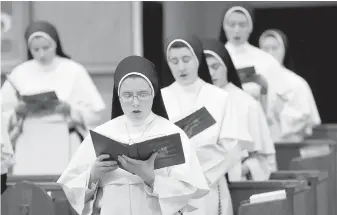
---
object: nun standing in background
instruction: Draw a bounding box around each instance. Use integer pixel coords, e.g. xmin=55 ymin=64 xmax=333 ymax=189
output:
xmin=58 ymin=56 xmax=209 ymax=215
xmin=259 ymin=29 xmax=321 ymax=141
xmin=202 ymin=39 xmax=276 ymax=181
xmin=1 ymin=21 xmax=105 ymax=175
xmin=219 ymin=5 xmax=296 ymax=142
xmin=159 ymin=35 xmax=252 ymax=215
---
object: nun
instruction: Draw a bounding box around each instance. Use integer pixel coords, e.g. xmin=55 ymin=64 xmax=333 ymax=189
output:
xmin=1 ymin=21 xmax=105 ymax=175
xmin=202 ymin=39 xmax=276 ymax=181
xmin=219 ymin=5 xmax=295 ymax=142
xmin=57 ymin=56 xmax=209 ymax=215
xmin=259 ymin=29 xmax=321 ymax=141
xmin=159 ymin=35 xmax=252 ymax=215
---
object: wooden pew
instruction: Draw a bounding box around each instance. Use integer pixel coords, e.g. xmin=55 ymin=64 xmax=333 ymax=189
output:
xmin=33 ymin=182 xmax=77 ymax=215
xmin=270 ymin=170 xmax=329 ymax=215
xmin=6 ymin=175 xmax=77 ymax=215
xmin=239 ymin=198 xmax=290 ymax=215
xmin=275 ymin=139 xmax=337 ymax=215
xmin=311 ymin=123 xmax=337 ymax=141
xmin=1 ymin=181 xmax=54 ymax=215
xmin=229 ymin=180 xmax=310 ymax=215
xmin=7 ymin=175 xmax=60 ymax=184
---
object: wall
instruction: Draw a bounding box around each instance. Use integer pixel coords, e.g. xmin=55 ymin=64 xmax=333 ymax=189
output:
xmin=163 ymin=1 xmax=206 ymax=39
xmin=201 ymin=1 xmax=337 ymax=39
xmin=1 ymin=1 xmax=138 ymax=124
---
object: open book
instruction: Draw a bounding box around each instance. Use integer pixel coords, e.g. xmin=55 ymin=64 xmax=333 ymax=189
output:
xmin=90 ymin=130 xmax=186 ymax=169
xmin=6 ymin=74 xmax=59 ymax=104
xmin=20 ymin=91 xmax=59 ymax=105
xmin=174 ymin=107 xmax=216 ymax=138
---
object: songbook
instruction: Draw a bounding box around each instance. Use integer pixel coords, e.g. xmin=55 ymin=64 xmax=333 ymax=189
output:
xmin=90 ymin=130 xmax=186 ymax=169
xmin=237 ymin=66 xmax=257 ymax=83
xmin=174 ymin=107 xmax=216 ymax=138
xmin=21 ymin=91 xmax=59 ymax=104
xmin=5 ymin=75 xmax=60 ymax=113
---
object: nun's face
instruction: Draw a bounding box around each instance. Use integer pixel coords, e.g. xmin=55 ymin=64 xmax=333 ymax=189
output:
xmin=119 ymin=76 xmax=154 ymax=121
xmin=167 ymin=47 xmax=199 ymax=86
xmin=29 ymin=36 xmax=56 ymax=65
xmin=206 ymin=56 xmax=228 ymax=88
xmin=224 ymin=11 xmax=251 ymax=46
xmin=260 ymin=36 xmax=285 ymax=64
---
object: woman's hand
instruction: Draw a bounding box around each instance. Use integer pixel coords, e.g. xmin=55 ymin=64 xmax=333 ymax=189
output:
xmin=90 ymin=154 xmax=119 ymax=183
xmin=54 ymin=101 xmax=72 ymax=116
xmin=15 ymin=102 xmax=29 ymax=117
xmin=118 ymin=152 xmax=158 ymax=186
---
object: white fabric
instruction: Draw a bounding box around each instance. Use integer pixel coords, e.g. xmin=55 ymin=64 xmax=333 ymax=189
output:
xmin=223 ymin=83 xmax=276 ymax=181
xmin=225 ymin=42 xmax=294 ymax=142
xmin=28 ymin=31 xmax=56 ymax=48
xmin=57 ymin=113 xmax=209 ymax=215
xmin=1 ymin=57 xmax=106 ymax=175
xmin=1 ymin=113 xmax=15 ymax=174
xmin=277 ymin=68 xmax=321 ymax=141
xmin=161 ymin=79 xmax=252 ymax=215
xmin=12 ymin=117 xmax=73 ymax=175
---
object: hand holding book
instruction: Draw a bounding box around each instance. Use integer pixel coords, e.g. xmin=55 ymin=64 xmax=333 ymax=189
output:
xmin=118 ymin=152 xmax=158 ymax=186
xmin=90 ymin=154 xmax=119 ymax=182
xmin=90 ymin=131 xmax=186 ymax=170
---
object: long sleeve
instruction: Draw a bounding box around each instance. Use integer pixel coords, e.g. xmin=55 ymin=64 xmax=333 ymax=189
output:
xmin=247 ymin=99 xmax=275 ymax=154
xmin=1 ymin=113 xmax=15 ymax=174
xmin=279 ymin=89 xmax=312 ymax=141
xmin=196 ymin=139 xmax=242 ymax=187
xmin=144 ymin=132 xmax=209 ymax=215
xmin=67 ymin=67 xmax=106 ymax=128
xmin=243 ymin=153 xmax=276 ymax=181
xmin=1 ymin=80 xmax=19 ymax=124
xmin=57 ymin=137 xmax=98 ymax=215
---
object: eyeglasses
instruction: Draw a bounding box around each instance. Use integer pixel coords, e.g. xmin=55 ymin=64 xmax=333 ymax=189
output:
xmin=119 ymin=92 xmax=152 ymax=102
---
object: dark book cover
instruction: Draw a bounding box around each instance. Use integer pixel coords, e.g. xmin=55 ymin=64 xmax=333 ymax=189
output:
xmin=175 ymin=107 xmax=216 ymax=138
xmin=21 ymin=91 xmax=59 ymax=104
xmin=237 ymin=66 xmax=257 ymax=83
xmin=135 ymin=133 xmax=185 ymax=169
xmin=90 ymin=130 xmax=186 ymax=169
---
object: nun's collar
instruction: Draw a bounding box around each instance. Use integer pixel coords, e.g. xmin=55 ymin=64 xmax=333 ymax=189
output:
xmin=222 ymin=82 xmax=236 ymax=91
xmin=225 ymin=42 xmax=250 ymax=54
xmin=175 ymin=77 xmax=205 ymax=93
xmin=34 ymin=55 xmax=62 ymax=72
xmin=124 ymin=111 xmax=156 ymax=127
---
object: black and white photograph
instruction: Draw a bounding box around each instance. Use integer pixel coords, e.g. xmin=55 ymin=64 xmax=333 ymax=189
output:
xmin=1 ymin=1 xmax=337 ymax=215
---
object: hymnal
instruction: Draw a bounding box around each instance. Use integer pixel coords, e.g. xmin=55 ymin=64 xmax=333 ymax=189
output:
xmin=237 ymin=66 xmax=257 ymax=83
xmin=175 ymin=107 xmax=216 ymax=138
xmin=90 ymin=130 xmax=186 ymax=169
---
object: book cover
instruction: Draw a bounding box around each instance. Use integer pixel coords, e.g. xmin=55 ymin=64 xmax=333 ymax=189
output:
xmin=237 ymin=66 xmax=257 ymax=83
xmin=175 ymin=107 xmax=216 ymax=138
xmin=21 ymin=91 xmax=59 ymax=104
xmin=135 ymin=133 xmax=185 ymax=169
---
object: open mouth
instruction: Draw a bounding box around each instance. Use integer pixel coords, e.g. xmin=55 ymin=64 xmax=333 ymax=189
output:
xmin=180 ymin=74 xmax=188 ymax=78
xmin=235 ymin=36 xmax=242 ymax=40
xmin=132 ymin=110 xmax=141 ymax=114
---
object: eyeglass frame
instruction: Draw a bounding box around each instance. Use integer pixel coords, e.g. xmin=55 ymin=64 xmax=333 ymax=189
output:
xmin=119 ymin=91 xmax=153 ymax=103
